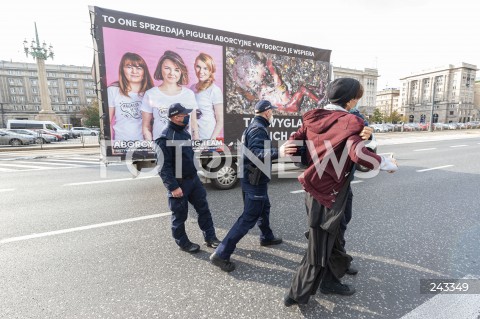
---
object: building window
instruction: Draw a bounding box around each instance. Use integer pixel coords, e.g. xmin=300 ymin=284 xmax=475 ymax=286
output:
xmin=8 ymin=78 xmax=15 ymax=85
xmin=32 ymin=87 xmax=38 ymax=94
xmin=33 ymin=96 xmax=40 ymax=103
xmin=30 ymin=79 xmax=38 ymax=86
xmin=72 ymin=81 xmax=78 ymax=87
xmin=65 ymin=81 xmax=71 ymax=87
xmin=10 ymin=88 xmax=15 ymax=94
xmin=66 ymin=89 xmax=72 ymax=95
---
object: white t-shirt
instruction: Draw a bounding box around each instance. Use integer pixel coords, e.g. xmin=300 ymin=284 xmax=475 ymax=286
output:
xmin=190 ymin=83 xmax=223 ymax=140
xmin=141 ymin=86 xmax=198 ymax=140
xmin=107 ymin=86 xmax=144 ymax=141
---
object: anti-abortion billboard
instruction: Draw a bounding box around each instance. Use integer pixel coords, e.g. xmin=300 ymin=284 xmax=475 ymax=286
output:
xmin=89 ymin=6 xmax=331 ymax=159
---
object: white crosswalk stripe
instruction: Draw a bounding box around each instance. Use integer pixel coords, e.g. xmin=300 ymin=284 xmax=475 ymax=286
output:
xmin=0 ymin=155 xmax=106 ymax=173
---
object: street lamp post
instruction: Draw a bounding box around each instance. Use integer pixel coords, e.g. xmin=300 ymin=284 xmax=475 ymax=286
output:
xmin=428 ymin=78 xmax=436 ymax=132
xmin=23 ymin=23 xmax=59 ymax=123
xmin=0 ymin=102 xmax=5 ymax=128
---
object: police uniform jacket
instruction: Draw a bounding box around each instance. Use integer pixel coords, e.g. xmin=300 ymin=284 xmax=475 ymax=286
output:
xmin=156 ymin=121 xmax=197 ymax=192
xmin=242 ymin=116 xmax=279 ymax=185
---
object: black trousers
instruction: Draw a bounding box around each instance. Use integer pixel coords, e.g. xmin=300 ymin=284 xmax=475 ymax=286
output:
xmin=287 ymin=186 xmax=352 ymax=304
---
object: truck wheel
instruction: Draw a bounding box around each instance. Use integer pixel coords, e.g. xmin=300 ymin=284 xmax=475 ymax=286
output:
xmin=211 ymin=164 xmax=238 ymax=190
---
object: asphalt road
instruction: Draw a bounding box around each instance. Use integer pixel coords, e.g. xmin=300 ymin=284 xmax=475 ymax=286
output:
xmin=0 ymin=134 xmax=479 ymax=318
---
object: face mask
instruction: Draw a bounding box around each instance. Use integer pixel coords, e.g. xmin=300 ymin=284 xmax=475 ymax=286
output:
xmin=268 ymin=115 xmax=274 ymax=124
xmin=182 ymin=115 xmax=190 ymax=125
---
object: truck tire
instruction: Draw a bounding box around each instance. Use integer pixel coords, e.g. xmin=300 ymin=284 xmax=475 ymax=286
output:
xmin=210 ymin=164 xmax=238 ymax=190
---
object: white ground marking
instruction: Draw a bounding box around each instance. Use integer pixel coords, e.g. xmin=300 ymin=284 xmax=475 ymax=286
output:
xmin=413 ymin=148 xmax=437 ymax=152
xmin=64 ymin=175 xmax=157 ymax=186
xmin=0 ymin=212 xmax=172 ymax=244
xmin=0 ymin=188 xmax=15 ymax=192
xmin=449 ymin=145 xmax=468 ymax=148
xmin=416 ymin=165 xmax=454 ymax=172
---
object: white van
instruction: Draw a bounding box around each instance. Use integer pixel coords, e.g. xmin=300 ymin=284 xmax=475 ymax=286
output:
xmin=7 ymin=120 xmax=73 ymax=139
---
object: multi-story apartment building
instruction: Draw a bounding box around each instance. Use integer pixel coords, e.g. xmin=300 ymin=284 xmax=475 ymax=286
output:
xmin=332 ymin=66 xmax=379 ymax=116
xmin=376 ymin=88 xmax=400 ymax=117
xmin=0 ymin=60 xmax=96 ymax=128
xmin=474 ymin=81 xmax=480 ymax=120
xmin=399 ymin=63 xmax=477 ymax=123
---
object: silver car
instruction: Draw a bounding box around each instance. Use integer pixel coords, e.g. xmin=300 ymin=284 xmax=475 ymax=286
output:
xmin=0 ymin=130 xmax=35 ymax=146
xmin=7 ymin=129 xmax=57 ymax=144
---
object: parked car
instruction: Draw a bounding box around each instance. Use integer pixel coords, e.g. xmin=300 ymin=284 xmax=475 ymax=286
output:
xmin=7 ymin=129 xmax=56 ymax=144
xmin=0 ymin=130 xmax=35 ymax=146
xmin=71 ymin=127 xmax=98 ymax=136
xmin=36 ymin=129 xmax=63 ymax=141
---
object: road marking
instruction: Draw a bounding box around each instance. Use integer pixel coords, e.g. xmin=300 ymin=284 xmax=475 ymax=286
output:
xmin=64 ymin=157 xmax=100 ymax=162
xmin=351 ymin=180 xmax=363 ymax=184
xmin=449 ymin=145 xmax=468 ymax=148
xmin=287 ymin=241 xmax=448 ymax=277
xmin=0 ymin=167 xmax=16 ymax=172
xmin=0 ymin=163 xmax=50 ymax=169
xmin=416 ymin=165 xmax=454 ymax=172
xmin=64 ymin=175 xmax=157 ymax=186
xmin=290 ymin=190 xmax=305 ymax=194
xmin=39 ymin=159 xmax=100 ymax=165
xmin=413 ymin=148 xmax=437 ymax=152
xmin=0 ymin=188 xmax=15 ymax=193
xmin=349 ymin=252 xmax=446 ymax=277
xmin=15 ymin=160 xmax=85 ymax=167
xmin=0 ymin=212 xmax=172 ymax=244
xmin=400 ymin=284 xmax=480 ymax=319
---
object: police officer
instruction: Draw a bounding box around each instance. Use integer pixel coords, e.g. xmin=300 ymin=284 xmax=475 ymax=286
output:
xmin=209 ymin=100 xmax=295 ymax=272
xmin=156 ymin=103 xmax=220 ymax=253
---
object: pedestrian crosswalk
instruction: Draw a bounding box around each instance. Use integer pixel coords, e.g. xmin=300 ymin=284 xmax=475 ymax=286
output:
xmin=0 ymin=155 xmax=113 ymax=173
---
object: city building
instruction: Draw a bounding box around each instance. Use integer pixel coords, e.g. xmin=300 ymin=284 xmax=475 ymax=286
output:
xmin=376 ymin=88 xmax=400 ymax=117
xmin=398 ymin=63 xmax=477 ymax=123
xmin=0 ymin=60 xmax=96 ymax=128
xmin=474 ymin=80 xmax=480 ymax=120
xmin=332 ymin=66 xmax=379 ymax=116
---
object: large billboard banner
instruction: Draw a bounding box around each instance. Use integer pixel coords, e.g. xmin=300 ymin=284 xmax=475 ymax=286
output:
xmin=90 ymin=7 xmax=331 ymax=159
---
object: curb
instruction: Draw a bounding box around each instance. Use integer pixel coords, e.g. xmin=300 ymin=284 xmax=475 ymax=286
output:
xmin=0 ymin=144 xmax=100 ymax=152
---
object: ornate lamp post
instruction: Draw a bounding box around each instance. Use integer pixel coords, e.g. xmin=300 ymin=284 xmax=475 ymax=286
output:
xmin=23 ymin=23 xmax=59 ymax=122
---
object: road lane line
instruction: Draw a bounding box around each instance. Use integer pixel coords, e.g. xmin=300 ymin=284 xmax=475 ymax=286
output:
xmin=290 ymin=190 xmax=305 ymax=194
xmin=449 ymin=145 xmax=468 ymax=148
xmin=15 ymin=161 xmax=85 ymax=167
xmin=0 ymin=163 xmax=51 ymax=169
xmin=416 ymin=165 xmax=454 ymax=172
xmin=0 ymin=188 xmax=15 ymax=192
xmin=0 ymin=212 xmax=172 ymax=244
xmin=0 ymin=167 xmax=17 ymax=172
xmin=39 ymin=159 xmax=100 ymax=165
xmin=287 ymin=241 xmax=448 ymax=277
xmin=64 ymin=175 xmax=157 ymax=186
xmin=351 ymin=180 xmax=363 ymax=184
xmin=413 ymin=148 xmax=437 ymax=152
xmin=400 ymin=286 xmax=480 ymax=319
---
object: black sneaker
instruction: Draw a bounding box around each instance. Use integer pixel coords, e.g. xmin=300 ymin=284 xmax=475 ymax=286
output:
xmin=345 ymin=266 xmax=358 ymax=275
xmin=209 ymin=253 xmax=235 ymax=272
xmin=260 ymin=237 xmax=283 ymax=246
xmin=204 ymin=238 xmax=221 ymax=248
xmin=320 ymin=281 xmax=355 ymax=296
xmin=179 ymin=242 xmax=200 ymax=253
xmin=283 ymin=294 xmax=298 ymax=307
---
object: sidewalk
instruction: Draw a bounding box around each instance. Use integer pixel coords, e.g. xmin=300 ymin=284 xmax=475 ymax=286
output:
xmin=375 ymin=129 xmax=480 ymax=146
xmin=0 ymin=141 xmax=99 ymax=152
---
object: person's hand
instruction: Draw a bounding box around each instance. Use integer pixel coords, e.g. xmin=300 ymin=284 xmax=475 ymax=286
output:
xmin=279 ymin=141 xmax=298 ymax=157
xmin=360 ymin=126 xmax=373 ymax=140
xmin=171 ymin=187 xmax=183 ymax=198
xmin=387 ymin=156 xmax=398 ymax=173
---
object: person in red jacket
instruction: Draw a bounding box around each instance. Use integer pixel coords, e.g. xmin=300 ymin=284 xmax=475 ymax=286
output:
xmin=281 ymin=78 xmax=398 ymax=307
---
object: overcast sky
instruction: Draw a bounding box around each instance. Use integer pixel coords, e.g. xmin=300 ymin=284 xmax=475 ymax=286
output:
xmin=2 ymin=0 xmax=478 ymax=89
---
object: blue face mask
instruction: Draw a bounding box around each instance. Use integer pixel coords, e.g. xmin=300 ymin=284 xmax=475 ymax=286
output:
xmin=182 ymin=115 xmax=190 ymax=125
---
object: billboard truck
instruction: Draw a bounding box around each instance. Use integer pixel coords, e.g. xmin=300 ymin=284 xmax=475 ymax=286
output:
xmin=89 ymin=7 xmax=332 ymax=190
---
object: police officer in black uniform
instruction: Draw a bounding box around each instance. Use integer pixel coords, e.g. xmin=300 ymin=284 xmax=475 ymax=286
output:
xmin=210 ymin=100 xmax=295 ymax=272
xmin=156 ymin=103 xmax=220 ymax=253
